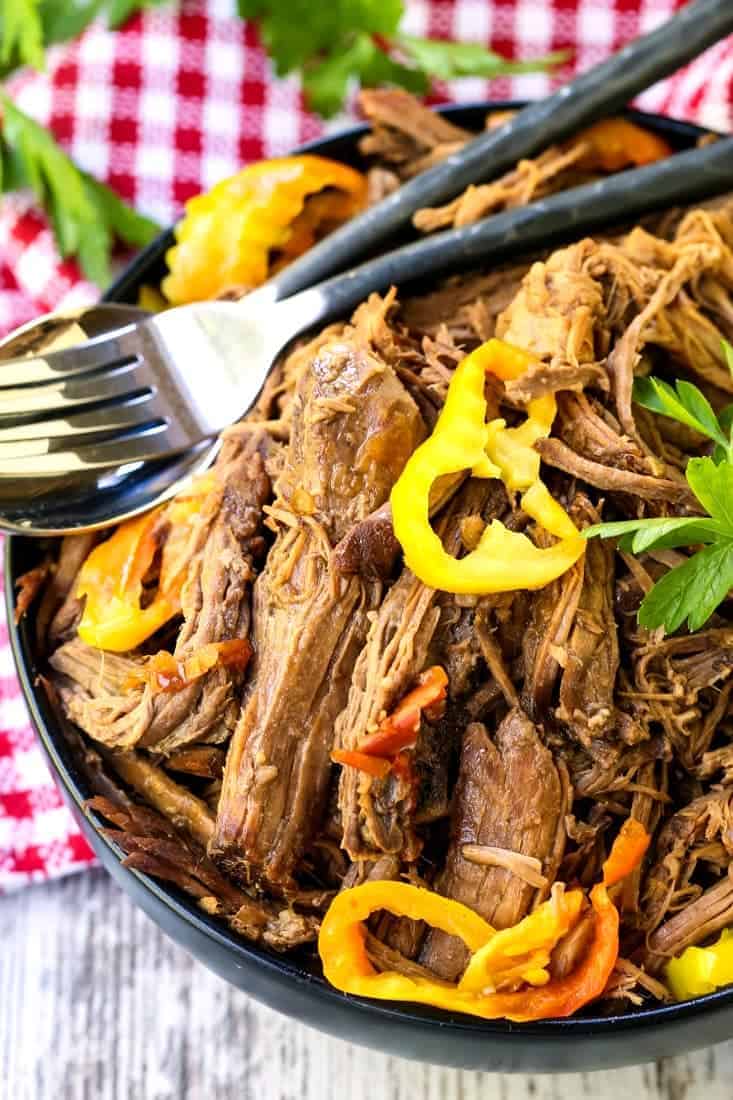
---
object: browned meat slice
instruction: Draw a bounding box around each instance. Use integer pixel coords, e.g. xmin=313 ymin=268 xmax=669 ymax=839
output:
xmin=366 ymin=934 xmax=436 ymax=978
xmin=698 ymin=742 xmax=733 ymax=783
xmin=164 ymin=745 xmax=226 ymax=779
xmin=549 ymin=910 xmax=595 ymax=980
xmin=414 ymin=144 xmax=590 ymax=232
xmin=632 ymin=630 xmax=733 ymax=770
xmin=335 ymin=480 xmax=506 ymax=862
xmin=420 ymin=711 xmax=567 ymax=981
xmin=556 ymin=498 xmax=632 ymax=751
xmin=605 ymin=957 xmax=671 ymax=1005
xmin=608 ymin=212 xmax=733 ymax=436
xmin=104 ymin=751 xmax=216 ymax=847
xmin=569 ymin=738 xmax=665 ymax=800
xmin=644 ymin=874 xmax=733 ymax=974
xmin=473 ymin=605 xmax=518 ymax=707
xmin=536 ymin=437 xmax=697 ymax=508
xmin=400 ymin=266 xmax=528 ymax=345
xmin=14 ymin=561 xmax=51 ymax=625
xmin=39 ymin=531 xmax=97 ymax=647
xmin=211 ymin=303 xmax=424 ymax=891
xmin=334 ymin=570 xmax=444 ymax=862
xmin=331 ymin=501 xmax=399 ymax=581
xmin=619 ymin=763 xmax=669 ymax=920
xmin=522 ymin=501 xmax=585 ymax=719
xmin=49 ymin=432 xmax=271 ymax=753
xmin=51 ymin=638 xmax=144 ymax=742
xmin=89 ymin=794 xmax=318 ymax=950
xmin=505 ymin=360 xmax=608 ymax=404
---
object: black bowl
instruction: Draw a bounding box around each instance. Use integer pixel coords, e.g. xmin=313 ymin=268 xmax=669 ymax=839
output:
xmin=7 ymin=102 xmax=733 ymax=1072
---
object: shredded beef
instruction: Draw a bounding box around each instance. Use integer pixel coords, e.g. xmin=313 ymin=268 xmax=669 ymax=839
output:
xmin=335 ymin=479 xmax=506 ymax=863
xmin=211 ymin=298 xmax=424 ymax=891
xmin=536 ymin=437 xmax=697 ymax=508
xmin=30 ymin=98 xmax=733 ymax=1006
xmin=50 ymin=431 xmax=270 ymax=752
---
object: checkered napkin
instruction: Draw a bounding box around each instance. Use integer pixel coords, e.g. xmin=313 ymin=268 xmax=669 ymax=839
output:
xmin=1 ymin=0 xmax=731 ymax=891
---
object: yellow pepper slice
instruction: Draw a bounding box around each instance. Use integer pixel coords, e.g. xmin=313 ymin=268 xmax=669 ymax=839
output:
xmin=459 ymin=886 xmax=584 ymax=994
xmin=162 ymin=155 xmax=367 ymax=304
xmin=318 ymin=820 xmax=649 ymax=1022
xmin=390 ymin=338 xmax=585 ymax=595
xmin=666 ymin=929 xmax=733 ymax=1001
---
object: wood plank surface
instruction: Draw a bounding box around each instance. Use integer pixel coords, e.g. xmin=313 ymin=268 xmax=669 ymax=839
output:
xmin=2 ymin=869 xmax=731 ymax=1099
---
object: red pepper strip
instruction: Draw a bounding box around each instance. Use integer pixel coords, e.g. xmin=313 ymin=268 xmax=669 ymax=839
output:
xmin=358 ymin=666 xmax=449 ymax=757
xmin=331 ymin=750 xmax=392 ymax=779
xmin=331 ymin=667 xmax=448 ymax=776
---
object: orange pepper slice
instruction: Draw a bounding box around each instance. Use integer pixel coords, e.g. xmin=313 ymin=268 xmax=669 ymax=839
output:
xmin=76 ymin=486 xmax=213 ymax=652
xmin=331 ymin=750 xmax=392 ymax=779
xmin=577 ymin=118 xmax=673 ymax=173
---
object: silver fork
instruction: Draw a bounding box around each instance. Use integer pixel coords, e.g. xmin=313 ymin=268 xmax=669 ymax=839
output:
xmin=2 ymin=133 xmax=733 ymax=482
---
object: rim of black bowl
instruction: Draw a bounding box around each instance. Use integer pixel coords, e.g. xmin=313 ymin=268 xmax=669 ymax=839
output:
xmin=8 ymin=100 xmax=733 ymax=1047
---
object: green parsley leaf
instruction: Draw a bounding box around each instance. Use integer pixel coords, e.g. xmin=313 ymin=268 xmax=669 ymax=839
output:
xmin=0 ymin=0 xmax=45 ymax=74
xmin=37 ymin=0 xmax=104 ymax=49
xmin=238 ymin=0 xmax=562 ymax=116
xmin=719 ymin=403 xmax=733 ymax=437
xmin=583 ymin=516 xmax=723 ymax=555
xmin=584 ymin=365 xmax=733 ymax=634
xmin=1 ymin=96 xmax=159 ymax=286
xmin=304 ymin=32 xmax=426 ymax=117
xmin=395 ymin=35 xmax=569 ymax=81
xmin=637 ymin=539 xmax=733 ymax=634
xmin=240 ymin=0 xmax=402 ymax=76
xmin=82 ymin=172 xmax=159 ymax=248
xmin=633 ymin=375 xmax=728 ymax=451
xmin=725 ymin=339 xmax=733 ymax=377
xmin=685 ymin=456 xmax=733 ymax=533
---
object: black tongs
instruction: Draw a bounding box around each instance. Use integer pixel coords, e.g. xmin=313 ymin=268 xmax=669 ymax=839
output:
xmin=265 ymin=0 xmax=733 ymax=302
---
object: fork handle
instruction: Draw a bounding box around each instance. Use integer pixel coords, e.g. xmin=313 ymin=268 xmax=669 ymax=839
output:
xmin=277 ymin=136 xmax=733 ymax=335
xmin=266 ymin=0 xmax=733 ymax=302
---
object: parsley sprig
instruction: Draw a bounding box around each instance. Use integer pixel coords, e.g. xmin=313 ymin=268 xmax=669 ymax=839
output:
xmin=238 ymin=0 xmax=566 ymax=117
xmin=585 ymin=343 xmax=733 ymax=634
xmin=0 ymin=2 xmax=169 ymax=77
xmin=1 ymin=96 xmax=159 ymax=285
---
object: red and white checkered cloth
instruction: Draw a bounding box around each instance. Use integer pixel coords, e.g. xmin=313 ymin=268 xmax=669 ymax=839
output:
xmin=1 ymin=0 xmax=731 ymax=891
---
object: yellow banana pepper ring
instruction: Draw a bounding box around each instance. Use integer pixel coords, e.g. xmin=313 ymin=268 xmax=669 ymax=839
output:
xmin=162 ymin=155 xmax=367 ymax=304
xmin=666 ymin=929 xmax=733 ymax=1001
xmin=318 ymin=880 xmax=586 ymax=1021
xmin=318 ymin=820 xmax=650 ymax=1022
xmin=390 ymin=338 xmax=585 ymax=594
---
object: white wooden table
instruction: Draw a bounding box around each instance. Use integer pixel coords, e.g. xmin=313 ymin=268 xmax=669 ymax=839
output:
xmin=3 ymin=868 xmax=732 ymax=1099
